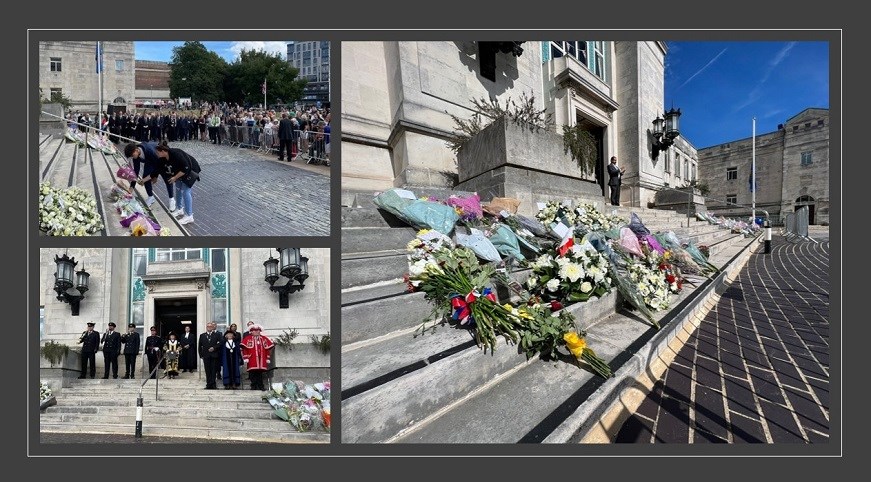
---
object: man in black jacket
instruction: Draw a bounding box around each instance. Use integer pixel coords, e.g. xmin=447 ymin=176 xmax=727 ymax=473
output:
xmin=607 ymin=156 xmax=625 ymax=206
xmin=101 ymin=322 xmax=122 ymax=379
xmin=120 ymin=323 xmax=141 ymax=379
xmin=144 ymin=326 xmax=163 ymax=379
xmin=77 ymin=322 xmax=100 ymax=379
xmin=277 ymin=113 xmax=294 ymax=162
xmin=199 ymin=321 xmax=223 ymax=389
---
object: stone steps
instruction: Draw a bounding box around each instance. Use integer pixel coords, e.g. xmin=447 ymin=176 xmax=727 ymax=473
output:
xmin=341 ymin=250 xmax=407 ymax=289
xmin=342 ymin=225 xmax=420 ymax=255
xmin=39 ymin=422 xmax=327 ymax=443
xmin=40 ymin=377 xmax=329 ymax=443
xmin=341 ymin=233 xmax=759 ymax=443
xmin=43 ymin=140 xmax=76 ymax=188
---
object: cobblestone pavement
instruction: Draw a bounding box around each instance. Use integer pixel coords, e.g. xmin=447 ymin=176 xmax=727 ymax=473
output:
xmin=616 ymin=231 xmax=830 ymax=443
xmin=153 ymin=141 xmax=330 ymax=236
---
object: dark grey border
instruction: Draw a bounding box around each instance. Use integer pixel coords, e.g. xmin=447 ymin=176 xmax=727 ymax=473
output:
xmin=24 ymin=25 xmax=843 ymax=465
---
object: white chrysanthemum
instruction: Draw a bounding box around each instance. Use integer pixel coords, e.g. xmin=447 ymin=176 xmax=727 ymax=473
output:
xmin=533 ymin=254 xmax=553 ymax=268
xmin=546 ymin=278 xmax=561 ymax=292
xmin=580 ymin=281 xmax=593 ymax=293
xmin=408 ymin=259 xmax=429 ymax=277
xmin=526 ymin=276 xmax=539 ymax=288
xmin=559 ymin=262 xmax=584 ymax=283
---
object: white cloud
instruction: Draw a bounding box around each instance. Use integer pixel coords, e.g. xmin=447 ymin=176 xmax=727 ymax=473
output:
xmin=229 ymin=41 xmax=288 ymax=60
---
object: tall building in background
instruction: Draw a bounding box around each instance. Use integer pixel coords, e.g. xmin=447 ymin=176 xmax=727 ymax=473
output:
xmin=133 ymin=60 xmax=171 ymax=105
xmin=39 ymin=41 xmax=135 ymax=112
xmin=287 ymin=41 xmax=330 ymax=106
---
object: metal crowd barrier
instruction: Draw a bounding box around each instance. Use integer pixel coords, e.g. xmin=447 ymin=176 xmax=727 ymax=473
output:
xmin=782 ymin=206 xmax=815 ymax=243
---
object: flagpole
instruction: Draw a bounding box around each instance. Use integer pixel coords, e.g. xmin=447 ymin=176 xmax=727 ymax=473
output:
xmin=263 ymin=78 xmax=266 ymax=110
xmin=752 ymin=117 xmax=756 ymax=224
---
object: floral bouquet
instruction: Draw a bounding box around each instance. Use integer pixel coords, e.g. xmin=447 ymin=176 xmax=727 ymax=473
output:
xmin=263 ymin=380 xmax=330 ymax=432
xmin=447 ymin=193 xmax=483 ymax=221
xmin=627 ymin=262 xmax=671 ymax=312
xmin=573 ymin=203 xmax=626 ymax=233
xmin=39 ymin=182 xmax=104 ymax=236
xmin=39 ymin=380 xmax=57 ymax=410
xmin=535 ymin=200 xmax=577 ymax=228
xmin=655 ymin=251 xmax=684 ymax=294
xmin=526 ymin=240 xmax=613 ymax=304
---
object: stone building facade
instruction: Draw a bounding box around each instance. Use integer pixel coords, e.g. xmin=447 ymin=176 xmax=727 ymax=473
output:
xmin=38 ymin=248 xmax=330 ymax=377
xmin=134 ymin=60 xmax=171 ymax=102
xmin=698 ymin=108 xmax=829 ymax=225
xmin=287 ymin=41 xmax=330 ymax=105
xmin=341 ymin=41 xmax=696 ymax=209
xmin=39 ymin=41 xmax=135 ymax=112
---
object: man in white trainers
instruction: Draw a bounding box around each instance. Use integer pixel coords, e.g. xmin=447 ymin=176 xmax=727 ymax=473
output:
xmin=154 ymin=142 xmax=198 ymax=225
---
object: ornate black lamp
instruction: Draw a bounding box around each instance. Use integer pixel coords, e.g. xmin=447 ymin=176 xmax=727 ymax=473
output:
xmin=478 ymin=41 xmax=526 ymax=82
xmin=54 ymin=253 xmax=90 ymax=316
xmin=650 ymin=107 xmax=682 ymax=160
xmin=263 ymin=248 xmax=309 ymax=309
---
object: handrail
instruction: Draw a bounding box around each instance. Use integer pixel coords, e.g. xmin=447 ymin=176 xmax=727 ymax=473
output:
xmin=139 ymin=352 xmax=167 ymax=401
xmin=623 ymin=181 xmax=770 ymax=227
xmin=42 ymin=110 xmax=141 ymax=147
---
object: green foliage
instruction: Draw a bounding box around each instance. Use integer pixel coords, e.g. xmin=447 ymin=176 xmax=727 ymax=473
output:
xmin=224 ymin=49 xmax=307 ymax=106
xmin=447 ymin=92 xmax=554 ymax=153
xmin=39 ymin=87 xmax=72 ymax=110
xmin=168 ymin=41 xmax=229 ymax=103
xmin=679 ymin=179 xmax=711 ymax=196
xmin=309 ymin=333 xmax=331 ymax=355
xmin=519 ymin=309 xmax=576 ymax=361
xmin=273 ymin=328 xmax=299 ymax=349
xmin=40 ymin=340 xmax=69 ymax=367
xmin=562 ymin=124 xmax=598 ymax=177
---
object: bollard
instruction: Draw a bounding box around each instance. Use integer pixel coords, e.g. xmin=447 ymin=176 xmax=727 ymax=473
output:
xmin=764 ymin=220 xmax=772 ymax=254
xmin=135 ymin=396 xmax=143 ymax=438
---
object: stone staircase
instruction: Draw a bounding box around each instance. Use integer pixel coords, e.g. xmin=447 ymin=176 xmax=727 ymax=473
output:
xmin=39 ymin=373 xmax=328 ymax=443
xmin=37 ymin=133 xmax=187 ymax=236
xmin=340 ymin=189 xmax=759 ymax=443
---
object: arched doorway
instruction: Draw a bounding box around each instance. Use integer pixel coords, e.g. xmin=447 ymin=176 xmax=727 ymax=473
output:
xmin=576 ymin=116 xmax=606 ymax=196
xmin=795 ymin=195 xmax=816 ymax=225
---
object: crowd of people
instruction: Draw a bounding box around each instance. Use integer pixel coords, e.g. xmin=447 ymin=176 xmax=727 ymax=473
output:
xmin=77 ymin=320 xmax=275 ymax=391
xmin=65 ymin=102 xmax=331 ymax=165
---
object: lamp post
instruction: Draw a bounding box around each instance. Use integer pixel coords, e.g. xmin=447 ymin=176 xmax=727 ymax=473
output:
xmin=54 ymin=253 xmax=90 ymax=316
xmin=263 ymin=248 xmax=309 ymax=308
xmin=650 ymin=107 xmax=682 ymax=160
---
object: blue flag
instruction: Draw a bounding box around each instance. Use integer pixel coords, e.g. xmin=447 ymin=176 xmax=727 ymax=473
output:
xmin=95 ymin=42 xmax=103 ymax=73
xmin=748 ymin=173 xmax=757 ymax=193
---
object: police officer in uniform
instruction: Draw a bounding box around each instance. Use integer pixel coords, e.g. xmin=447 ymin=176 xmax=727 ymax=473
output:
xmin=77 ymin=322 xmax=100 ymax=379
xmin=120 ymin=323 xmax=141 ymax=379
xmin=100 ymin=322 xmax=122 ymax=379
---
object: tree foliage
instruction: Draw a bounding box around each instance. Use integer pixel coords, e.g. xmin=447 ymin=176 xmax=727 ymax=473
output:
xmin=447 ymin=92 xmax=553 ymax=153
xmin=168 ymin=41 xmax=228 ymax=103
xmin=224 ymin=49 xmax=306 ymax=106
xmin=562 ymin=124 xmax=599 ymax=177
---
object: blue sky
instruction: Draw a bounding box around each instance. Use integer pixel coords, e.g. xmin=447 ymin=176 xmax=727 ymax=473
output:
xmin=664 ymin=41 xmax=830 ymax=149
xmin=134 ymin=41 xmax=290 ymax=63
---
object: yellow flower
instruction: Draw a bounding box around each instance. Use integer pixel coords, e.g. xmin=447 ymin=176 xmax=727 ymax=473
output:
xmin=563 ymin=332 xmax=587 ymax=359
xmin=417 ymin=229 xmax=432 ymax=236
xmin=663 ymin=251 xmax=671 ymax=260
xmin=131 ymin=224 xmax=147 ymax=236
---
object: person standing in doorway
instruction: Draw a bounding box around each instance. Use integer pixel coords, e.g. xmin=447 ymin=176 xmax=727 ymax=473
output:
xmin=607 ymin=156 xmax=625 ymax=206
xmin=179 ymin=325 xmax=197 ymax=373
xmin=77 ymin=322 xmax=99 ymax=379
xmin=144 ymin=326 xmax=163 ymax=379
xmin=100 ymin=322 xmax=122 ymax=379
xmin=241 ymin=324 xmax=274 ymax=391
xmin=120 ymin=323 xmax=140 ymax=379
xmin=199 ymin=321 xmax=223 ymax=389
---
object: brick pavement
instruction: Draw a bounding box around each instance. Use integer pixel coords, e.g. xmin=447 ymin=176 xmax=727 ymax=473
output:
xmin=616 ymin=232 xmax=830 ymax=443
xmin=151 ymin=141 xmax=331 ymax=236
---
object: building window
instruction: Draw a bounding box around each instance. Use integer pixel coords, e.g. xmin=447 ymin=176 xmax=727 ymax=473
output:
xmin=726 ymin=194 xmax=737 ymax=205
xmin=663 ymin=150 xmax=670 ymax=173
xmin=817 ymin=119 xmax=824 ymax=126
xmin=39 ymin=306 xmax=45 ymax=340
xmin=50 ymin=57 xmax=62 ymax=72
xmin=727 ymin=167 xmax=738 ymax=180
xmin=155 ymin=248 xmax=202 ymax=262
xmin=50 ymin=87 xmax=63 ymax=98
xmin=115 ymin=59 xmax=124 ymax=71
xmin=547 ymin=41 xmax=607 ymax=81
xmin=801 ymin=152 xmax=813 ymax=166
xmin=692 ymin=164 xmax=697 ymax=181
xmin=684 ymin=160 xmax=689 ymax=180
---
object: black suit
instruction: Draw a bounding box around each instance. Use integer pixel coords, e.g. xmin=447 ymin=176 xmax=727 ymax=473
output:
xmin=120 ymin=331 xmax=141 ymax=378
xmin=78 ymin=330 xmax=100 ymax=378
xmin=607 ymin=163 xmax=623 ymax=206
xmin=199 ymin=330 xmax=223 ymax=389
xmin=179 ymin=331 xmax=197 ymax=372
xmin=277 ymin=118 xmax=294 ymax=161
xmin=145 ymin=335 xmax=163 ymax=379
xmin=101 ymin=330 xmax=122 ymax=378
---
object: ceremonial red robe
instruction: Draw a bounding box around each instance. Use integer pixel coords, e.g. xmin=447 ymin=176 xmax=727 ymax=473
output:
xmin=241 ymin=334 xmax=274 ymax=371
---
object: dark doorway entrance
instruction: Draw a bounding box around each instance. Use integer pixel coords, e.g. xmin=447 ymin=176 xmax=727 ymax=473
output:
xmin=577 ymin=115 xmax=606 ymax=196
xmin=795 ymin=195 xmax=816 ymax=225
xmin=154 ymin=298 xmax=197 ymax=341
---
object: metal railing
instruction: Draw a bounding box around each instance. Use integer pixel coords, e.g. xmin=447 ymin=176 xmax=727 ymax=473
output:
xmin=627 ymin=182 xmax=770 ymax=229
